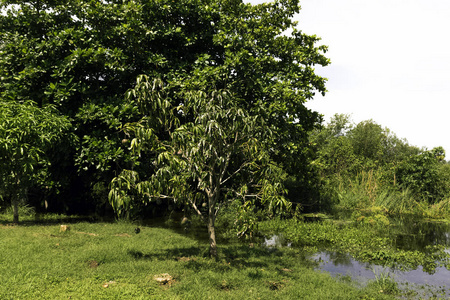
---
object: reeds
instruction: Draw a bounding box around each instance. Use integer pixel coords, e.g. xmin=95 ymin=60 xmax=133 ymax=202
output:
xmin=333 ymin=170 xmax=450 ymax=218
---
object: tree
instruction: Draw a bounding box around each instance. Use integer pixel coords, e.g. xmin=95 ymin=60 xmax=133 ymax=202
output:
xmin=0 ymin=0 xmax=232 ymax=211
xmin=311 ymin=114 xmax=359 ymax=178
xmin=395 ymin=148 xmax=450 ymax=203
xmin=310 ymin=115 xmax=425 ymax=208
xmin=0 ymin=101 xmax=74 ymax=222
xmin=109 ymin=0 xmax=329 ymax=256
xmin=110 ymin=77 xmax=289 ymax=257
xmin=312 ymin=116 xmax=420 ymax=177
xmin=348 ymin=119 xmax=417 ymax=167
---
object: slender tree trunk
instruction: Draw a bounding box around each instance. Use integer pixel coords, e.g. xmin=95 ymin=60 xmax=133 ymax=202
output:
xmin=12 ymin=177 xmax=23 ymax=223
xmin=207 ymin=207 xmax=217 ymax=258
xmin=12 ymin=176 xmax=27 ymax=223
xmin=12 ymin=194 xmax=19 ymax=223
xmin=207 ymin=190 xmax=218 ymax=258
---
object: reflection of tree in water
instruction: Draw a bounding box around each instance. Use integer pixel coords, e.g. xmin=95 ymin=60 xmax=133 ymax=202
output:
xmin=393 ymin=219 xmax=450 ymax=251
xmin=324 ymin=251 xmax=353 ymax=267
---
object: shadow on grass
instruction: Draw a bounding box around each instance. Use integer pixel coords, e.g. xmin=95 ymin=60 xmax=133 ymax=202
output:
xmin=0 ymin=214 xmax=102 ymax=226
xmin=126 ymin=243 xmax=296 ymax=272
xmin=128 ymin=246 xmax=206 ymax=261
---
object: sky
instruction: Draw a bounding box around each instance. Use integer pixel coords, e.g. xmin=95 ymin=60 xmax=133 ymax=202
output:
xmin=246 ymin=0 xmax=450 ymax=154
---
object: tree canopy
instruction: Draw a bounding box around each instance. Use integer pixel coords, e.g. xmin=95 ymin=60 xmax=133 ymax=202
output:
xmin=309 ymin=114 xmax=450 ymax=213
xmin=110 ymin=77 xmax=294 ymax=256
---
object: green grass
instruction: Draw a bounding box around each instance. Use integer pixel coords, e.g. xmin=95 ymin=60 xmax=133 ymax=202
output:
xmin=0 ymin=215 xmax=394 ymax=300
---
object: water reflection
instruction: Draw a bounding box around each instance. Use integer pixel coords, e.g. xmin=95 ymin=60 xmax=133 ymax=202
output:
xmin=311 ymin=220 xmax=450 ymax=297
xmin=393 ymin=219 xmax=450 ymax=251
xmin=312 ymin=251 xmax=450 ymax=297
xmin=263 ymin=234 xmax=291 ymax=248
xmin=313 ymin=251 xmax=379 ymax=283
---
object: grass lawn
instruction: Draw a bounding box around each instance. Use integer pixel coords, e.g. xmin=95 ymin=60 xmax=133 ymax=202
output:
xmin=0 ymin=216 xmax=395 ymax=299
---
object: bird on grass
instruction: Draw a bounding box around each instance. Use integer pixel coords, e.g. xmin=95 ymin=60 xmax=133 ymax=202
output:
xmin=135 ymin=227 xmax=141 ymax=234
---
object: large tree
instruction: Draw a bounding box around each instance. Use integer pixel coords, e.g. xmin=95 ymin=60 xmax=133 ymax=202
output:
xmin=1 ymin=0 xmax=328 ymax=218
xmin=109 ymin=0 xmax=329 ymax=256
xmin=0 ymin=0 xmax=244 ymax=209
xmin=395 ymin=147 xmax=450 ymax=204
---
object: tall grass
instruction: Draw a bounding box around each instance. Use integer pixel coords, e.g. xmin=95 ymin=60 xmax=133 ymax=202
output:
xmin=3 ymin=203 xmax=35 ymax=218
xmin=368 ymin=267 xmax=399 ymax=295
xmin=333 ymin=170 xmax=382 ymax=210
xmin=333 ymin=170 xmax=450 ymax=219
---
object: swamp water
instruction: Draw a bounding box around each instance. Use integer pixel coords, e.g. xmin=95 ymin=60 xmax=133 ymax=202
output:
xmin=264 ymin=220 xmax=450 ymax=298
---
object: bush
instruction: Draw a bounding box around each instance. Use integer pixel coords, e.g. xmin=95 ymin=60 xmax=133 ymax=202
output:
xmin=395 ymin=149 xmax=450 ymax=204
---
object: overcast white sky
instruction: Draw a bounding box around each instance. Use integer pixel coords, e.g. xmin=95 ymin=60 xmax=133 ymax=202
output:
xmin=247 ymin=0 xmax=450 ymax=154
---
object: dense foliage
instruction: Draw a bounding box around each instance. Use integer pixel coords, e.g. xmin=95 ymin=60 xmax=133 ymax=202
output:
xmin=0 ymin=0 xmax=327 ymax=220
xmin=109 ymin=78 xmax=291 ymax=256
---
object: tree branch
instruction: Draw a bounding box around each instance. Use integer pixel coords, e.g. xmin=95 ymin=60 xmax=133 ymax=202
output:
xmin=220 ymin=160 xmax=251 ymax=186
xmin=220 ymin=187 xmax=262 ymax=200
xmin=189 ymin=198 xmax=205 ymax=222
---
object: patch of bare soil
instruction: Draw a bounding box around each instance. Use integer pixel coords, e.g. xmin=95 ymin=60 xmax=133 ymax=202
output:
xmin=87 ymin=260 xmax=99 ymax=268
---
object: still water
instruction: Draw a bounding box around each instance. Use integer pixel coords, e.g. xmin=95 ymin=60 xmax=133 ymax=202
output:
xmin=312 ymin=251 xmax=449 ymax=297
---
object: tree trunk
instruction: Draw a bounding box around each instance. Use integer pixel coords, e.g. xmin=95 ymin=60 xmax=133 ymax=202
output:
xmin=207 ymin=190 xmax=218 ymax=258
xmin=12 ymin=177 xmax=22 ymax=223
xmin=207 ymin=209 xmax=217 ymax=258
xmin=12 ymin=194 xmax=19 ymax=223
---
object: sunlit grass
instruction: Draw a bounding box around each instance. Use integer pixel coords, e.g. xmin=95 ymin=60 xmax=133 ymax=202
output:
xmin=368 ymin=267 xmax=400 ymax=295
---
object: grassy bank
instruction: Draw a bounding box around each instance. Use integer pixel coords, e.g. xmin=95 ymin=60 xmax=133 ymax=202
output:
xmin=0 ymin=215 xmax=395 ymax=300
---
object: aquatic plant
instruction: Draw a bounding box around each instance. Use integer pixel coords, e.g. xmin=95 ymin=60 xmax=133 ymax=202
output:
xmin=259 ymin=218 xmax=450 ymax=273
xmin=369 ymin=267 xmax=399 ymax=295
